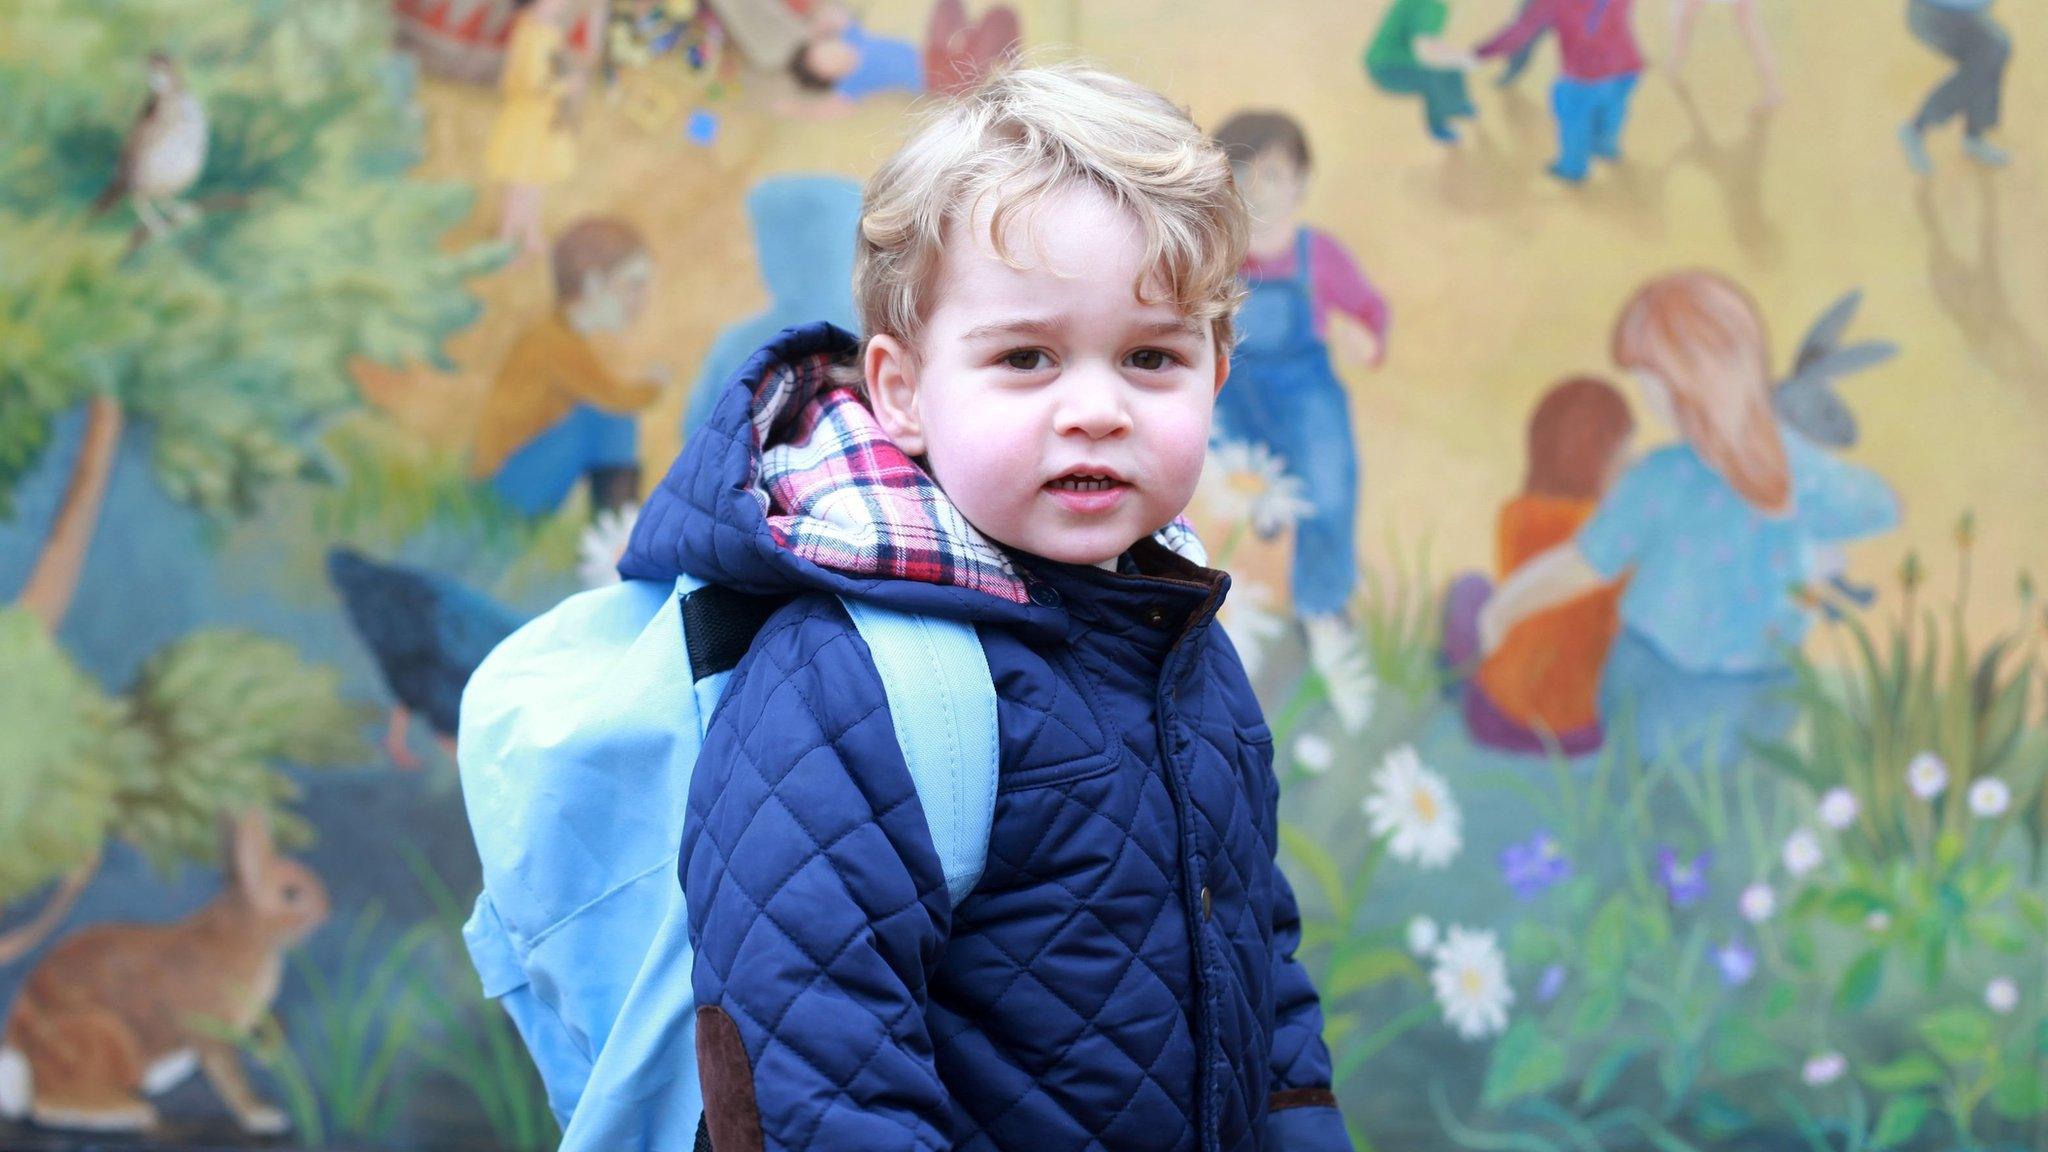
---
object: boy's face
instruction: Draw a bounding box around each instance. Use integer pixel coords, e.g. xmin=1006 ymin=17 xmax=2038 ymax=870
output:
xmin=1237 ymin=145 xmax=1307 ymax=237
xmin=571 ymin=253 xmax=654 ymax=333
xmin=865 ymin=183 xmax=1228 ymax=569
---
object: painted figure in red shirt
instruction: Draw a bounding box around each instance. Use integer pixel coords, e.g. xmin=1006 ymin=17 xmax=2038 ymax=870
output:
xmin=1475 ymin=0 xmax=1645 ymax=183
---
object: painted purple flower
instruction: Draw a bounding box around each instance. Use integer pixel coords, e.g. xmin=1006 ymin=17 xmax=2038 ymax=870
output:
xmin=1715 ymin=939 xmax=1757 ymax=987
xmin=1500 ymin=832 xmax=1572 ymax=901
xmin=1656 ymin=847 xmax=1713 ymax=909
xmin=1536 ymin=963 xmax=1567 ymax=1004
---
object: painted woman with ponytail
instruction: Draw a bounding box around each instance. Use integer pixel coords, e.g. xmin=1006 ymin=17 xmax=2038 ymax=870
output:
xmin=1480 ymin=270 xmax=1900 ymax=768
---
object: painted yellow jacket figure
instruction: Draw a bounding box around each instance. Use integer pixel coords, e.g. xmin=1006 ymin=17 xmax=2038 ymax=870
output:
xmin=471 ymin=312 xmax=659 ymax=477
xmin=484 ymin=14 xmax=577 ymax=187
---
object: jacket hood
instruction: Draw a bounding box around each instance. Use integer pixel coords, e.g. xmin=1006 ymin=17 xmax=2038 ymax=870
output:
xmin=620 ymin=322 xmax=1211 ymax=636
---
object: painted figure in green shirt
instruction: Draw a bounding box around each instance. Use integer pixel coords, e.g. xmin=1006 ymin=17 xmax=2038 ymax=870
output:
xmin=1365 ymin=0 xmax=1478 ymax=142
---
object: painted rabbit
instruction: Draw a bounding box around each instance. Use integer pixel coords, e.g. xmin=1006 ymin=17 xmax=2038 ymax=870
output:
xmin=1773 ymin=289 xmax=1898 ymax=451
xmin=1774 ymin=289 xmax=1899 ymax=608
xmin=0 ymin=809 xmax=329 ymax=1135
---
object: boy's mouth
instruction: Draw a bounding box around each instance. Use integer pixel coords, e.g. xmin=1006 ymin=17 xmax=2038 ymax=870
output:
xmin=1046 ymin=466 xmax=1130 ymax=493
xmin=1044 ymin=471 xmax=1131 ymax=515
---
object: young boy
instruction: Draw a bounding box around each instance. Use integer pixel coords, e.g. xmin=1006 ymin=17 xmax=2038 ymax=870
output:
xmin=619 ymin=64 xmax=1352 ymax=1151
xmin=471 ymin=216 xmax=668 ymax=518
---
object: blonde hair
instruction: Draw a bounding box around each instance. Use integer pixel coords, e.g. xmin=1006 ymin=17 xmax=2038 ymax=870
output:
xmin=1612 ymin=270 xmax=1791 ymax=514
xmin=854 ymin=61 xmax=1249 ymax=357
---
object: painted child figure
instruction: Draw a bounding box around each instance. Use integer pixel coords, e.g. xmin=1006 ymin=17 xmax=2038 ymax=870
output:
xmin=485 ymin=0 xmax=588 ymax=261
xmin=1474 ymin=0 xmax=1645 ymax=184
xmin=1212 ymin=111 xmax=1389 ymax=712
xmin=1442 ymin=377 xmax=1635 ymax=756
xmin=628 ymin=65 xmax=1354 ymax=1150
xmin=472 ymin=218 xmax=669 ymax=519
xmin=1364 ymin=0 xmax=1480 ymax=143
xmin=779 ymin=0 xmax=1021 ymax=118
xmin=1899 ymin=0 xmax=2014 ymax=173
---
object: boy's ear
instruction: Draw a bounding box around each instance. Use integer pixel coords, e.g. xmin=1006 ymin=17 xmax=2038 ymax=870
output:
xmin=864 ymin=334 xmax=926 ymax=456
xmin=1212 ymin=345 xmax=1230 ymax=398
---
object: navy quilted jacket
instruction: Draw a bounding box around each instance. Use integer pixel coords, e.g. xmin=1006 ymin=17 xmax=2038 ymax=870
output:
xmin=623 ymin=324 xmax=1351 ymax=1152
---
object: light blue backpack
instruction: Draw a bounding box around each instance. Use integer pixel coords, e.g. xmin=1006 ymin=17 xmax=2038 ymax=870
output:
xmin=456 ymin=573 xmax=999 ymax=1151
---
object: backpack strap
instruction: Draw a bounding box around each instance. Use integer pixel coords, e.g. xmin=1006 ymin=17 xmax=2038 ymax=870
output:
xmin=676 ymin=573 xmax=793 ymax=741
xmin=837 ymin=596 xmax=999 ymax=908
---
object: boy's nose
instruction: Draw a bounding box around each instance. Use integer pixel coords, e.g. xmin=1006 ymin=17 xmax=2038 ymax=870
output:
xmin=1053 ymin=375 xmax=1132 ymax=440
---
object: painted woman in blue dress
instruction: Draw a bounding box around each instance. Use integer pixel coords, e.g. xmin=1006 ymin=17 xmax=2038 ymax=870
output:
xmin=1479 ymin=271 xmax=1901 ymax=769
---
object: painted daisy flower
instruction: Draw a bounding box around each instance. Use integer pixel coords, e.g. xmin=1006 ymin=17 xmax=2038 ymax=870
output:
xmin=1407 ymin=915 xmax=1441 ymax=957
xmin=1986 ymin=977 xmax=2019 ymax=1015
xmin=1817 ymin=787 xmax=1858 ymax=830
xmin=1199 ymin=439 xmax=1313 ymax=539
xmin=1782 ymin=829 xmax=1824 ymax=879
xmin=1429 ymin=926 xmax=1514 ymax=1040
xmin=577 ymin=503 xmax=641 ymax=589
xmin=1968 ymin=777 xmax=2011 ymax=818
xmin=1802 ymin=1051 xmax=1847 ymax=1087
xmin=1305 ymin=614 xmax=1378 ymax=734
xmin=1292 ymin=732 xmax=1335 ymax=776
xmin=1739 ymin=882 xmax=1776 ymax=924
xmin=1865 ymin=910 xmax=1892 ymax=934
xmin=1364 ymin=746 xmax=1463 ymax=868
xmin=1907 ymin=752 xmax=1949 ymax=800
xmin=1217 ymin=581 xmax=1286 ymax=681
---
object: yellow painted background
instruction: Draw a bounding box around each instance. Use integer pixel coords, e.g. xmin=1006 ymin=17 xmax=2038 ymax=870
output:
xmin=377 ymin=0 xmax=2048 ymax=626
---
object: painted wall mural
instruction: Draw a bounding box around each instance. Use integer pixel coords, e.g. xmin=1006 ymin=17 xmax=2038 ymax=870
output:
xmin=1 ymin=0 xmax=2044 ymax=1148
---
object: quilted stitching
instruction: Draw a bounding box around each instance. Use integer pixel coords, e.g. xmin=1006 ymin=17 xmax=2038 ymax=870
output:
xmin=658 ymin=325 xmax=1349 ymax=1152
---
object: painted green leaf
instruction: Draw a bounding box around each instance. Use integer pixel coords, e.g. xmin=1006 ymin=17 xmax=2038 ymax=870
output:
xmin=1860 ymin=1052 xmax=1945 ymax=1092
xmin=1970 ymin=913 xmax=2029 ymax=955
xmin=1761 ymin=983 xmax=1799 ymax=1021
xmin=1584 ymin=896 xmax=1631 ymax=982
xmin=1572 ymin=988 xmax=1622 ymax=1037
xmin=1279 ymin=822 xmax=1345 ymax=916
xmin=1708 ymin=1017 xmax=1788 ymax=1078
xmin=1917 ymin=1006 xmax=1995 ymax=1065
xmin=1576 ymin=1042 xmax=1640 ymax=1109
xmin=1326 ymin=946 xmax=1419 ymax=999
xmin=1870 ymin=1096 xmax=1932 ymax=1150
xmin=1990 ymin=1064 xmax=2048 ymax=1120
xmin=1783 ymin=928 xmax=1818 ymax=973
xmin=2017 ymin=891 xmax=2048 ymax=934
xmin=1481 ymin=1020 xmax=1571 ymax=1109
xmin=1836 ymin=950 xmax=1886 ymax=1012
xmin=1657 ymin=1047 xmax=1698 ymax=1103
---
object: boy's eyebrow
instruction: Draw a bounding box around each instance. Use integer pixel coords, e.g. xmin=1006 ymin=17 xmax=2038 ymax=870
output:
xmin=959 ymin=317 xmax=1065 ymax=343
xmin=1131 ymin=317 xmax=1207 ymax=341
xmin=960 ymin=316 xmax=1205 ymax=343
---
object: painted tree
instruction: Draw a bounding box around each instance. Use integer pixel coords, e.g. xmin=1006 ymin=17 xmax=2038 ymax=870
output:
xmin=0 ymin=0 xmax=493 ymax=955
xmin=0 ymin=612 xmax=367 ymax=963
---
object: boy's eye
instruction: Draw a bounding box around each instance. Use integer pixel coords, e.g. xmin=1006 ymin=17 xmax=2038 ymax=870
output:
xmin=1127 ymin=348 xmax=1178 ymax=371
xmin=1001 ymin=349 xmax=1051 ymax=371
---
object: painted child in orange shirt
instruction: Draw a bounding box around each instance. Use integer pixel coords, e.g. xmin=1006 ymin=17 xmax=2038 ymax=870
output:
xmin=1443 ymin=377 xmax=1634 ymax=755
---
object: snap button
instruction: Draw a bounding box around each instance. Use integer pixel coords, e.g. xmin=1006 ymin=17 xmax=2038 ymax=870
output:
xmin=1030 ymin=584 xmax=1061 ymax=607
xmin=1143 ymin=604 xmax=1169 ymax=628
xmin=1200 ymin=885 xmax=1212 ymax=921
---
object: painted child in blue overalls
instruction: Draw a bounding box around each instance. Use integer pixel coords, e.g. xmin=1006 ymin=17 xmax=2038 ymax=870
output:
xmin=1212 ymin=111 xmax=1389 ymax=702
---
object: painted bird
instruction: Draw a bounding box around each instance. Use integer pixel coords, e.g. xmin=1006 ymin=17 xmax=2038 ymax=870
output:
xmin=91 ymin=52 xmax=209 ymax=239
xmin=326 ymin=549 xmax=523 ymax=771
